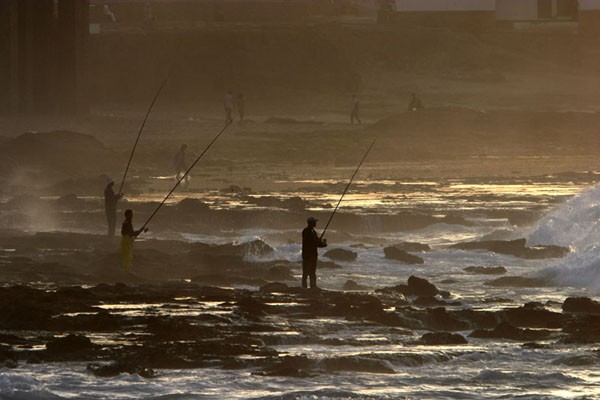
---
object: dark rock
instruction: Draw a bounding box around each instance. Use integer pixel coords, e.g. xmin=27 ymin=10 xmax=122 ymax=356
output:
xmin=552 ymin=354 xmax=600 ymax=366
xmin=342 ymin=280 xmax=368 ymax=291
xmin=56 ymin=193 xmax=87 ymax=209
xmin=391 ymin=242 xmax=431 ymax=252
xmin=450 ymin=238 xmax=568 ymax=259
xmin=324 ymin=248 xmax=358 ymax=262
xmin=413 ymin=296 xmax=448 ymax=307
xmin=320 ymin=356 xmax=395 ymax=374
xmin=469 ymin=322 xmax=553 ymax=341
xmin=383 ymin=247 xmax=424 ymax=264
xmin=418 ymin=332 xmax=467 ymax=345
xmin=426 ymin=308 xmax=469 ymax=331
xmin=87 ymin=361 xmax=156 ymax=378
xmin=46 ymin=334 xmax=93 ymax=354
xmin=562 ymin=297 xmax=600 ymax=314
xmin=502 ymin=304 xmax=568 ymax=328
xmin=407 ymin=276 xmax=439 ymax=297
xmin=484 ymin=276 xmax=549 ymax=288
xmin=174 ymin=198 xmax=210 ymax=214
xmin=266 ymin=265 xmax=294 ymax=281
xmin=259 ymin=282 xmax=289 ymax=293
xmin=561 ymin=315 xmax=600 ymax=344
xmin=318 ymin=260 xmax=343 ymax=269
xmin=463 ymin=266 xmax=507 ymax=275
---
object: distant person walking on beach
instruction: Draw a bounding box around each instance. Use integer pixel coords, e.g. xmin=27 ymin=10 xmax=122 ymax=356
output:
xmin=121 ymin=209 xmax=148 ymax=270
xmin=173 ymin=144 xmax=190 ymax=188
xmin=351 ymin=94 xmax=361 ymax=124
xmin=409 ymin=93 xmax=424 ymax=111
xmin=104 ymin=178 xmax=123 ymax=237
xmin=302 ymin=217 xmax=327 ymax=289
xmin=236 ymin=93 xmax=245 ymax=122
xmin=224 ymin=91 xmax=234 ymax=124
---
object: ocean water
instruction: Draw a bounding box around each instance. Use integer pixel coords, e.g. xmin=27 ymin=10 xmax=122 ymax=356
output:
xmin=2 ymin=180 xmax=600 ymax=399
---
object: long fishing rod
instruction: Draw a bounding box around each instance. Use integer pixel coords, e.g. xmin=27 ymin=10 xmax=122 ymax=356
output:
xmin=320 ymin=139 xmax=376 ymax=240
xmin=118 ymin=76 xmax=170 ymax=194
xmin=139 ymin=120 xmax=234 ymax=233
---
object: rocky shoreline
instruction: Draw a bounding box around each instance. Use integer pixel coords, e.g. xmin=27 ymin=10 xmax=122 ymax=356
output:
xmin=1 ymin=277 xmax=599 ymax=378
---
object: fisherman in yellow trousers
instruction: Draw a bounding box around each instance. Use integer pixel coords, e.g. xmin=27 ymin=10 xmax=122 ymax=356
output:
xmin=121 ymin=209 xmax=148 ymax=270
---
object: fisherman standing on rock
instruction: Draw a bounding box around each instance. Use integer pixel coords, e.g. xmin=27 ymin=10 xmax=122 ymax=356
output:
xmin=104 ymin=178 xmax=123 ymax=237
xmin=302 ymin=217 xmax=327 ymax=289
xmin=121 ymin=209 xmax=148 ymax=271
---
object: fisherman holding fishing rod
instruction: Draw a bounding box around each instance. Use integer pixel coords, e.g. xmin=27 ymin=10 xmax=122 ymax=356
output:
xmin=301 ymin=139 xmax=376 ymax=289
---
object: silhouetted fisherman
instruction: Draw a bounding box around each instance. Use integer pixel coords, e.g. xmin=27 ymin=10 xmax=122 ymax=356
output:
xmin=174 ymin=144 xmax=190 ymax=188
xmin=236 ymin=93 xmax=245 ymax=122
xmin=121 ymin=209 xmax=148 ymax=270
xmin=224 ymin=90 xmax=234 ymax=124
xmin=409 ymin=93 xmax=424 ymax=111
xmin=104 ymin=178 xmax=123 ymax=237
xmin=302 ymin=217 xmax=327 ymax=289
xmin=351 ymin=94 xmax=361 ymax=124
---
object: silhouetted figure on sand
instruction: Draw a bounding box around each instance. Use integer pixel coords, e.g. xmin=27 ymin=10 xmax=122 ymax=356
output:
xmin=236 ymin=93 xmax=245 ymax=122
xmin=302 ymin=217 xmax=327 ymax=289
xmin=409 ymin=93 xmax=424 ymax=111
xmin=224 ymin=91 xmax=234 ymax=124
xmin=104 ymin=178 xmax=123 ymax=237
xmin=351 ymin=94 xmax=361 ymax=124
xmin=121 ymin=209 xmax=148 ymax=270
xmin=173 ymin=144 xmax=190 ymax=188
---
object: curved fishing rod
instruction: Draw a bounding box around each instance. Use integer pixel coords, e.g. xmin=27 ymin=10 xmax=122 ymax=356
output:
xmin=139 ymin=120 xmax=234 ymax=233
xmin=320 ymin=139 xmax=376 ymax=240
xmin=118 ymin=76 xmax=170 ymax=194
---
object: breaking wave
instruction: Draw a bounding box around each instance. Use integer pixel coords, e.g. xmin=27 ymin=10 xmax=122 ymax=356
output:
xmin=527 ymin=184 xmax=600 ymax=291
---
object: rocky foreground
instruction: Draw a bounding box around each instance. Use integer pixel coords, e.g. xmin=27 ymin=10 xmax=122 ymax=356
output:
xmin=1 ymin=276 xmax=599 ymax=378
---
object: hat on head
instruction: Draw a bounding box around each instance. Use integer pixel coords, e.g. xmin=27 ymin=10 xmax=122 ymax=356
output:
xmin=107 ymin=178 xmax=114 ymax=185
xmin=307 ymin=217 xmax=318 ymax=224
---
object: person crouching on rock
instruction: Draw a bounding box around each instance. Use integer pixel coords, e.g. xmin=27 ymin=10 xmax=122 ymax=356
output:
xmin=121 ymin=209 xmax=148 ymax=271
xmin=302 ymin=217 xmax=327 ymax=289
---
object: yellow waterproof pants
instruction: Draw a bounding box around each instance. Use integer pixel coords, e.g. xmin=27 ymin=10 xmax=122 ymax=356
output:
xmin=120 ymin=235 xmax=134 ymax=271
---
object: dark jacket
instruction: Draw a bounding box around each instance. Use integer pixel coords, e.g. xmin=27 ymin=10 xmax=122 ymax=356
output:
xmin=104 ymin=185 xmax=121 ymax=213
xmin=302 ymin=227 xmax=326 ymax=260
xmin=121 ymin=220 xmax=142 ymax=238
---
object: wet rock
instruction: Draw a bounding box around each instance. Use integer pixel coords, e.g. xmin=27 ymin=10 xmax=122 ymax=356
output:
xmin=87 ymin=361 xmax=156 ymax=378
xmin=470 ymin=322 xmax=553 ymax=341
xmin=235 ymin=297 xmax=269 ymax=320
xmin=46 ymin=334 xmax=93 ymax=354
xmin=259 ymin=282 xmax=290 ymax=293
xmin=413 ymin=296 xmax=448 ymax=307
xmin=174 ymin=198 xmax=210 ymax=214
xmin=561 ymin=315 xmax=600 ymax=344
xmin=484 ymin=276 xmax=549 ymax=288
xmin=383 ymin=247 xmax=424 ymax=264
xmin=266 ymin=265 xmax=294 ymax=281
xmin=426 ymin=308 xmax=469 ymax=331
xmin=319 ymin=356 xmax=395 ymax=374
xmin=552 ymin=354 xmax=600 ymax=367
xmin=418 ymin=332 xmax=467 ymax=345
xmin=257 ymin=355 xmax=318 ymax=377
xmin=502 ymin=303 xmax=568 ymax=328
xmin=318 ymin=260 xmax=343 ymax=269
xmin=324 ymin=248 xmax=357 ymax=262
xmin=56 ymin=194 xmax=87 ymax=209
xmin=463 ymin=266 xmax=507 ymax=275
xmin=391 ymin=242 xmax=430 ymax=252
xmin=342 ymin=280 xmax=369 ymax=291
xmin=407 ymin=276 xmax=439 ymax=297
xmin=562 ymin=297 xmax=600 ymax=314
xmin=450 ymin=238 xmax=568 ymax=259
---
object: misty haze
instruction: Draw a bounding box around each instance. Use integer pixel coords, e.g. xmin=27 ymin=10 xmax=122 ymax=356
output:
xmin=1 ymin=0 xmax=600 ymax=398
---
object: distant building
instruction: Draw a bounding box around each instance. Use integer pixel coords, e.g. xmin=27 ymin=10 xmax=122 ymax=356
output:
xmin=579 ymin=0 xmax=600 ymax=35
xmin=495 ymin=0 xmax=578 ymax=22
xmin=391 ymin=0 xmax=496 ymax=31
